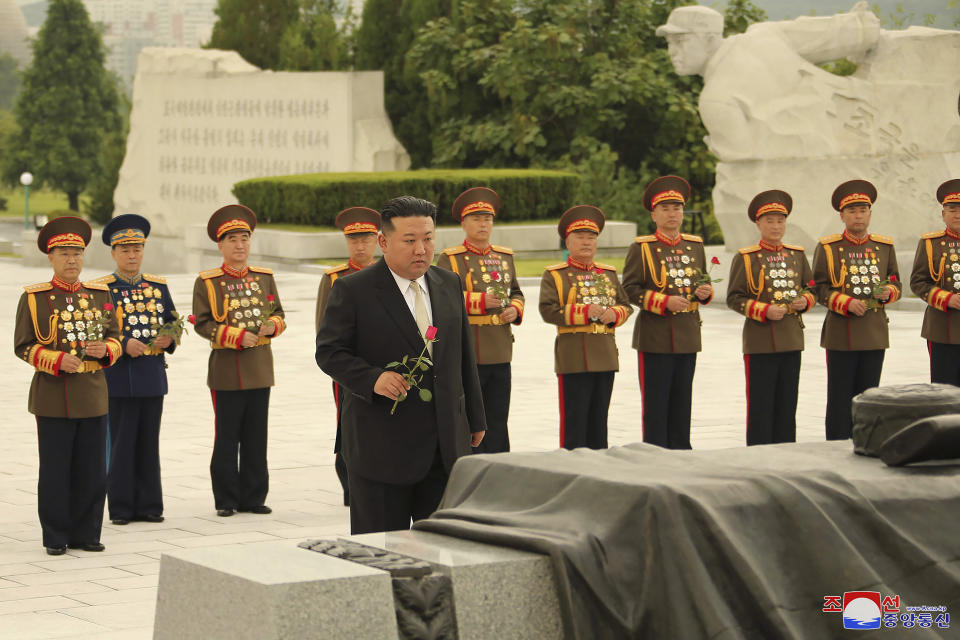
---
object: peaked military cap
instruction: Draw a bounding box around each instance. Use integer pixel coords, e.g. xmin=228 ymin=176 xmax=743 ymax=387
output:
xmin=643 ymin=175 xmax=691 ymax=211
xmin=37 ymin=216 xmax=91 ymax=253
xmin=937 ymin=179 xmax=960 ymax=205
xmin=831 ymin=179 xmax=877 ymax=212
xmin=335 ymin=207 xmax=381 ymax=235
xmin=102 ymin=213 xmax=151 ymax=246
xmin=558 ymin=205 xmax=605 ymax=239
xmin=748 ymin=190 xmax=793 ymax=222
xmin=451 ymin=187 xmax=500 ymax=222
xmin=207 ymin=204 xmax=257 ymax=241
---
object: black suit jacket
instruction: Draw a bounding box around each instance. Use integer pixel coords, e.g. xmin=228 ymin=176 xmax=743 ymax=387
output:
xmin=316 ymin=259 xmax=486 ymax=485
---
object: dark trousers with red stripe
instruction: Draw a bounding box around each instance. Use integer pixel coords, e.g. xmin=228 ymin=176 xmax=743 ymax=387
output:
xmin=639 ymin=352 xmax=696 ymax=449
xmin=332 ymin=381 xmax=349 ymax=504
xmin=744 ymin=351 xmax=801 ymax=445
xmin=558 ymin=371 xmax=615 ymax=450
xmin=474 ymin=363 xmax=511 ymax=453
xmin=36 ymin=415 xmax=107 ymax=548
xmin=107 ymin=396 xmax=164 ymax=520
xmin=210 ymin=388 xmax=270 ymax=510
xmin=825 ymin=349 xmax=884 ymax=440
xmin=929 ymin=341 xmax=960 ymax=386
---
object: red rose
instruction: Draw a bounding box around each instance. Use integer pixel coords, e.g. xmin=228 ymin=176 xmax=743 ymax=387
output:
xmin=267 ymin=294 xmax=275 ymax=302
xmin=889 ymin=274 xmax=898 ymax=283
xmin=188 ymin=314 xmax=197 ymax=325
xmin=808 ymin=279 xmax=815 ymax=287
xmin=711 ymin=256 xmax=720 ymax=265
xmin=103 ymin=303 xmax=114 ymax=311
xmin=490 ymin=271 xmax=500 ymax=282
xmin=425 ymin=325 xmax=438 ymax=341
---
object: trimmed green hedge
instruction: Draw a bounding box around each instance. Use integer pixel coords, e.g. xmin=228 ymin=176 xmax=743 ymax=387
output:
xmin=232 ymin=169 xmax=582 ymax=225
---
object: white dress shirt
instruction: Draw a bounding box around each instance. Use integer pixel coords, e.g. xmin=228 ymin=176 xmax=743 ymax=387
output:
xmin=388 ymin=267 xmax=434 ymax=326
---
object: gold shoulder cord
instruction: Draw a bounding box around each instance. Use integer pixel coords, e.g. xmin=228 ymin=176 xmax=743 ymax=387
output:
xmin=330 ymin=273 xmax=339 ymax=285
xmin=823 ymin=244 xmax=846 ymax=289
xmin=447 ymin=254 xmax=461 ymax=275
xmin=743 ymin=254 xmax=765 ymax=299
xmin=28 ymin=293 xmax=57 ymax=345
xmin=640 ymin=242 xmax=667 ymax=291
xmin=551 ymin=270 xmax=564 ymax=305
xmin=465 ymin=270 xmax=474 ymax=292
xmin=204 ymin=279 xmax=228 ymax=323
xmin=927 ymin=238 xmax=946 ymax=282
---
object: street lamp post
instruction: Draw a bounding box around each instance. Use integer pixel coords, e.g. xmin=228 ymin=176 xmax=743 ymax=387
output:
xmin=19 ymin=172 xmax=33 ymax=230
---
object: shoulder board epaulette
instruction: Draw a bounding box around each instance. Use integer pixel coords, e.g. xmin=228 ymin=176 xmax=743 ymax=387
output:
xmin=24 ymin=282 xmax=52 ymax=293
xmin=819 ymin=233 xmax=842 ymax=244
xmin=142 ymin=273 xmax=167 ymax=284
xmin=738 ymin=245 xmax=761 ymax=255
xmin=325 ymin=263 xmax=350 ymax=275
xmin=922 ymin=230 xmax=946 ymax=240
xmin=249 ymin=265 xmax=273 ymax=275
xmin=90 ymin=274 xmax=115 ymax=284
xmin=442 ymin=245 xmax=467 ymax=256
xmin=83 ymin=281 xmax=109 ymax=291
xmin=869 ymin=234 xmax=893 ymax=245
xmin=593 ymin=262 xmax=617 ymax=272
xmin=634 ymin=235 xmax=656 ymax=243
xmin=681 ymin=233 xmax=703 ymax=243
xmin=546 ymin=262 xmax=568 ymax=271
xmin=199 ymin=267 xmax=223 ymax=279
xmin=783 ymin=243 xmax=805 ymax=252
xmin=491 ymin=244 xmax=514 ymax=255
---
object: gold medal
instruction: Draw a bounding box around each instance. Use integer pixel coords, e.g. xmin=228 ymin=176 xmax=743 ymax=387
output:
xmin=60 ymin=310 xmax=71 ymax=321
xmin=774 ymin=291 xmax=783 ymax=300
xmin=136 ymin=302 xmax=146 ymax=312
xmin=78 ymin=298 xmax=89 ymax=309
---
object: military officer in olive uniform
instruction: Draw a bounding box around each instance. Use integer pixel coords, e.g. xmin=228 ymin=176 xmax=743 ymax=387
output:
xmin=315 ymin=206 xmax=381 ymax=505
xmin=622 ymin=176 xmax=713 ymax=449
xmin=539 ymin=205 xmax=632 ymax=449
xmin=95 ymin=214 xmax=177 ymax=525
xmin=193 ymin=204 xmax=286 ymax=517
xmin=727 ymin=190 xmax=816 ymax=445
xmin=437 ymin=187 xmax=524 ymax=453
xmin=910 ymin=179 xmax=960 ymax=385
xmin=813 ymin=179 xmax=901 ymax=440
xmin=14 ymin=217 xmax=123 ymax=554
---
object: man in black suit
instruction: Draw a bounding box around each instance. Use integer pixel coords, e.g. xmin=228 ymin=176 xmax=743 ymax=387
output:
xmin=316 ymin=196 xmax=486 ymax=534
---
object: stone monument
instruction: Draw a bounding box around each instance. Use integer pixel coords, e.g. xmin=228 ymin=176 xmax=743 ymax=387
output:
xmin=657 ymin=2 xmax=960 ymax=252
xmin=113 ymin=48 xmax=410 ymax=238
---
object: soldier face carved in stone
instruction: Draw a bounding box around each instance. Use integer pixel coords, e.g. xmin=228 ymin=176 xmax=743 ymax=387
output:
xmin=346 ymin=233 xmax=378 ymax=268
xmin=943 ymin=203 xmax=960 ymax=235
xmin=218 ymin=230 xmax=250 ymax=268
xmin=756 ymin=213 xmax=786 ymax=245
xmin=112 ymin=243 xmax=144 ymax=277
xmin=379 ymin=215 xmax=435 ymax=280
xmin=840 ymin=204 xmax=872 ymax=237
xmin=461 ymin=213 xmax=494 ymax=246
xmin=651 ymin=202 xmax=684 ymax=236
xmin=565 ymin=230 xmax=598 ymax=264
xmin=48 ymin=247 xmax=84 ymax=282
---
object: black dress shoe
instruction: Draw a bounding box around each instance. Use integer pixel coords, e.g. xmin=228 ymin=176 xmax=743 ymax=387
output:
xmin=67 ymin=542 xmax=105 ymax=552
xmin=216 ymin=508 xmax=235 ymax=517
xmin=138 ymin=514 xmax=164 ymax=523
xmin=45 ymin=546 xmax=66 ymax=556
xmin=111 ymin=518 xmax=130 ymax=525
xmin=238 ymin=505 xmax=272 ymax=514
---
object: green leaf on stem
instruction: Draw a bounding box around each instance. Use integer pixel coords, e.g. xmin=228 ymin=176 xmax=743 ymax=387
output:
xmin=418 ymin=388 xmax=432 ymax=402
xmin=419 ymin=362 xmax=429 ymax=371
xmin=385 ymin=361 xmax=401 ymax=368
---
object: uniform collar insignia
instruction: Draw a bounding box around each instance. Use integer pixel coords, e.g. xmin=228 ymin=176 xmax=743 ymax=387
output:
xmin=51 ymin=276 xmax=82 ymax=292
xmin=758 ymin=240 xmax=783 ymax=252
xmin=222 ymin=263 xmax=249 ymax=279
xmin=567 ymin=257 xmax=595 ymax=271
xmin=114 ymin=271 xmax=141 ymax=285
xmin=655 ymin=230 xmax=682 ymax=246
xmin=463 ymin=240 xmax=491 ymax=255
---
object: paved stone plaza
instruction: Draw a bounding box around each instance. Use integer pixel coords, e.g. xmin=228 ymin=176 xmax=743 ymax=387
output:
xmin=0 ymin=258 xmax=935 ymax=638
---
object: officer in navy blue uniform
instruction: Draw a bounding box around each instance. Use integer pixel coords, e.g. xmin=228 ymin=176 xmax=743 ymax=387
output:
xmin=96 ymin=215 xmax=178 ymax=525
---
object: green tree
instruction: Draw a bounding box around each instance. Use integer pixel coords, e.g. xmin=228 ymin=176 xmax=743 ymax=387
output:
xmin=2 ymin=0 xmax=121 ymax=211
xmin=0 ymin=54 xmax=20 ymax=110
xmin=277 ymin=0 xmax=355 ymax=71
xmin=207 ymin=0 xmax=300 ymax=70
xmin=84 ymin=82 xmax=130 ymax=224
xmin=723 ymin=0 xmax=766 ymax=36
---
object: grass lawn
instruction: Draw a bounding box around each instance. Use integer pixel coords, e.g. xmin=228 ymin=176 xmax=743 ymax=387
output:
xmin=0 ymin=187 xmax=74 ymax=218
xmin=513 ymin=256 xmax=626 ymax=277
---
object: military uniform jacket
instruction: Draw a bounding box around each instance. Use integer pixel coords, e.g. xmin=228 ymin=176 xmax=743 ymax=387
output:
xmin=726 ymin=241 xmax=815 ymax=354
xmin=436 ymin=242 xmax=525 ymax=365
xmin=14 ymin=277 xmax=123 ymax=418
xmin=812 ymin=231 xmax=901 ymax=351
xmin=96 ymin=273 xmax=177 ymax=397
xmin=192 ymin=264 xmax=286 ymax=390
xmin=315 ymin=260 xmax=365 ymax=334
xmin=910 ymin=229 xmax=960 ymax=343
xmin=538 ymin=258 xmax=632 ymax=374
xmin=621 ymin=232 xmax=713 ymax=353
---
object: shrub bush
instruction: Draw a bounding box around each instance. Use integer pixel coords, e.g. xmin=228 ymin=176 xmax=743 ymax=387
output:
xmin=233 ymin=169 xmax=582 ymax=225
